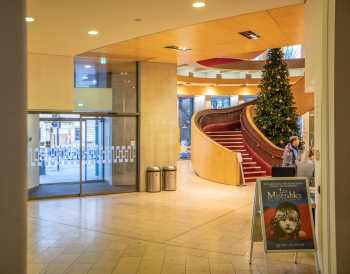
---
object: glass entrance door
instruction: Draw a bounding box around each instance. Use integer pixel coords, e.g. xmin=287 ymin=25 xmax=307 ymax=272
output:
xmin=28 ymin=114 xmax=138 ymax=199
xmin=80 ymin=115 xmax=138 ymax=196
xmin=81 ymin=118 xmax=104 ymax=182
xmin=39 ymin=117 xmax=81 ymax=185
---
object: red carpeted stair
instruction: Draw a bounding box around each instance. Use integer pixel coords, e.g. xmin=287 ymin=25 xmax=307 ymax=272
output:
xmin=205 ymin=130 xmax=267 ymax=183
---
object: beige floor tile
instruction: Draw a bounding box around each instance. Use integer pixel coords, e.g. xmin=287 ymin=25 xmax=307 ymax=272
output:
xmin=27 ymin=161 xmax=316 ymax=274
xmin=210 ymin=263 xmax=235 ymax=273
xmin=137 ymin=258 xmax=163 ymax=274
xmin=76 ymin=252 xmax=103 ymax=264
xmin=44 ymin=254 xmax=79 ymax=273
xmin=123 ymin=246 xmax=147 ymax=257
xmin=161 ymin=263 xmax=185 ymax=274
xmin=112 ymin=257 xmax=141 ymax=274
xmin=27 ymin=263 xmax=45 ymax=274
xmin=65 ymin=263 xmax=92 ymax=274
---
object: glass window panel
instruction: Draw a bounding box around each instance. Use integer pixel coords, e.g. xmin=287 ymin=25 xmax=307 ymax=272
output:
xmin=178 ymin=97 xmax=194 ymax=159
xmin=211 ymin=96 xmax=231 ymax=109
xmin=74 ymin=57 xmax=137 ymax=113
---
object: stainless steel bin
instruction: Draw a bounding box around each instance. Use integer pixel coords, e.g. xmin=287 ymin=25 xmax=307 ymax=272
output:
xmin=162 ymin=166 xmax=177 ymax=191
xmin=146 ymin=166 xmax=161 ymax=192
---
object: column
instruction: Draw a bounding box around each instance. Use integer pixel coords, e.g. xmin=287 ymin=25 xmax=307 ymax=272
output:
xmin=139 ymin=62 xmax=178 ymax=191
xmin=333 ymin=0 xmax=350 ymax=273
xmin=0 ymin=0 xmax=27 ymax=273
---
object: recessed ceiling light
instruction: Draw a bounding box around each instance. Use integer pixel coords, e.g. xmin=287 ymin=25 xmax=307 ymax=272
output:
xmin=192 ymin=1 xmax=206 ymax=8
xmin=84 ymin=65 xmax=92 ymax=69
xmin=88 ymin=30 xmax=99 ymax=36
xmin=239 ymin=31 xmax=260 ymax=40
xmin=25 ymin=17 xmax=35 ymax=23
xmin=164 ymin=45 xmax=192 ymax=52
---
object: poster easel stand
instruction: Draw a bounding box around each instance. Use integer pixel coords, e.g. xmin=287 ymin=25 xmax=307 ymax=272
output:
xmin=249 ymin=178 xmax=321 ymax=273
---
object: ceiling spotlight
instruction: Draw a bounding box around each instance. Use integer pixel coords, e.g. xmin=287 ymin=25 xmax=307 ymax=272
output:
xmin=88 ymin=30 xmax=99 ymax=36
xmin=84 ymin=65 xmax=92 ymax=69
xmin=25 ymin=17 xmax=35 ymax=23
xmin=192 ymin=1 xmax=206 ymax=8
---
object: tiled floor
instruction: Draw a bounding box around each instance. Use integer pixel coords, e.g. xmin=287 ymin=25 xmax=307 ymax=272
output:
xmin=28 ymin=160 xmax=317 ymax=274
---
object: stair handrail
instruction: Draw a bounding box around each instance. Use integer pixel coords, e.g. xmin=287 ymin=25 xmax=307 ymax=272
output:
xmin=240 ymin=105 xmax=284 ymax=170
xmin=194 ymin=99 xmax=257 ymax=131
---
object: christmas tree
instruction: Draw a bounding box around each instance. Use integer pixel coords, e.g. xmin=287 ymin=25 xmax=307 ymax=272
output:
xmin=254 ymin=48 xmax=299 ymax=148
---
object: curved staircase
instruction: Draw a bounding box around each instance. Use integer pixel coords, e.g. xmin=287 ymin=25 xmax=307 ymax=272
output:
xmin=205 ymin=130 xmax=266 ymax=183
xmin=192 ymin=100 xmax=284 ymax=185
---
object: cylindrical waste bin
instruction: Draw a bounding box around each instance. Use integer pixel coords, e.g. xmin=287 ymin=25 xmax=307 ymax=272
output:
xmin=146 ymin=166 xmax=161 ymax=192
xmin=162 ymin=166 xmax=177 ymax=191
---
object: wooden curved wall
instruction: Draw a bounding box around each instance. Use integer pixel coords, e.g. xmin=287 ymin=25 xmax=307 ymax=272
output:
xmin=191 ymin=118 xmax=241 ymax=185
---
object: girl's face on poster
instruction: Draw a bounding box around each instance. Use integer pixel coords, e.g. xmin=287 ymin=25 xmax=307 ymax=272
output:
xmin=276 ymin=209 xmax=299 ymax=234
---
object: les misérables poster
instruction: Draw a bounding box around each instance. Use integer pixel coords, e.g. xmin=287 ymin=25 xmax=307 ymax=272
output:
xmin=259 ymin=179 xmax=315 ymax=252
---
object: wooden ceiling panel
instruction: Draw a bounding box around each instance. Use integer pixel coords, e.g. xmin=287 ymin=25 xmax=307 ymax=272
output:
xmin=84 ymin=4 xmax=304 ymax=65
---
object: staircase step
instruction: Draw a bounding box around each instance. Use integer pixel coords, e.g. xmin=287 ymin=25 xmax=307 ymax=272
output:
xmin=244 ymin=170 xmax=267 ymax=177
xmin=211 ymin=138 xmax=244 ymax=142
xmin=245 ymin=176 xmax=262 ymax=182
xmin=232 ymin=149 xmax=247 ymax=152
xmin=243 ymin=161 xmax=257 ymax=166
xmin=216 ymin=141 xmax=244 ymax=145
xmin=205 ymin=131 xmax=241 ymax=134
xmin=210 ymin=135 xmax=243 ymax=138
xmin=243 ymin=166 xmax=262 ymax=171
xmin=208 ymin=135 xmax=243 ymax=139
xmin=223 ymin=145 xmax=245 ymax=149
xmin=245 ymin=174 xmax=270 ymax=182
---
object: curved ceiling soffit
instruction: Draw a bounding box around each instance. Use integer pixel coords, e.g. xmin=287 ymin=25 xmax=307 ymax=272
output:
xmin=177 ymin=76 xmax=304 ymax=86
xmin=197 ymin=58 xmax=305 ymax=70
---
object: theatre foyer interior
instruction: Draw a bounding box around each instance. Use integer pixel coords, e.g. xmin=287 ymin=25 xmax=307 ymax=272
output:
xmin=1 ymin=0 xmax=350 ymax=274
